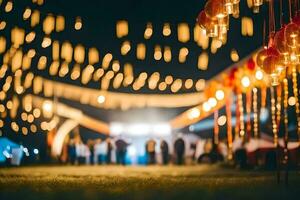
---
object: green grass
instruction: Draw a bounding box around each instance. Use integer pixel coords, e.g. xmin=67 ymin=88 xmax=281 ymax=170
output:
xmin=0 ymin=165 xmax=299 ymax=200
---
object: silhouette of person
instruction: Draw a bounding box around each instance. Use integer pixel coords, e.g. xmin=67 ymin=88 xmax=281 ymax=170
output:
xmin=174 ymin=137 xmax=185 ymax=165
xmin=115 ymin=137 xmax=128 ymax=165
xmin=146 ymin=139 xmax=156 ymax=165
xmin=160 ymin=140 xmax=169 ymax=165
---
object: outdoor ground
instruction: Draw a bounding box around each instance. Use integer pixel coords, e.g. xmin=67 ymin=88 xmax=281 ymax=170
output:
xmin=0 ymin=165 xmax=299 ymax=200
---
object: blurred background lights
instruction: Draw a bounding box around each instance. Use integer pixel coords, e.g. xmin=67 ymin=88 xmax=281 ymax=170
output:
xmin=241 ymin=76 xmax=250 ymax=88
xmin=97 ymin=95 xmax=106 ymax=104
xmin=255 ymin=69 xmax=264 ymax=80
xmin=288 ymin=96 xmax=296 ymax=106
xmin=215 ymin=90 xmax=224 ymax=100
xmin=33 ymin=148 xmax=39 ymax=155
xmin=208 ymin=97 xmax=217 ymax=107
xmin=217 ymin=115 xmax=227 ymax=126
xmin=188 ymin=108 xmax=200 ymax=119
xmin=202 ymin=102 xmax=211 ymax=112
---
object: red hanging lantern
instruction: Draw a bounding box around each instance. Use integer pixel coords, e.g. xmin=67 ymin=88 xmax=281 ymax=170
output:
xmin=247 ymin=58 xmax=256 ymax=71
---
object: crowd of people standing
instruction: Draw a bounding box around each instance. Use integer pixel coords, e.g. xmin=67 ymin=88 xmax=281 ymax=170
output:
xmin=66 ymin=136 xmax=191 ymax=165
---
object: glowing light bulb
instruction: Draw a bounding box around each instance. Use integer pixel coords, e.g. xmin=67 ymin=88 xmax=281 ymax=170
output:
xmin=208 ymin=97 xmax=217 ymax=107
xmin=255 ymin=69 xmax=264 ymax=80
xmin=188 ymin=108 xmax=200 ymax=119
xmin=241 ymin=76 xmax=250 ymax=88
xmin=215 ymin=90 xmax=224 ymax=100
xmin=202 ymin=102 xmax=211 ymax=112
xmin=97 ymin=95 xmax=105 ymax=104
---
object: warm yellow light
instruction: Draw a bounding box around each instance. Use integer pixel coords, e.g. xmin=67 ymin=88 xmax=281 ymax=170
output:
xmin=121 ymin=41 xmax=131 ymax=55
xmin=25 ymin=31 xmax=35 ymax=43
xmin=202 ymin=102 xmax=211 ymax=112
xmin=184 ymin=79 xmax=193 ymax=89
xmin=113 ymin=73 xmax=123 ymax=89
xmin=163 ymin=46 xmax=172 ymax=62
xmin=255 ymin=69 xmax=264 ymax=80
xmin=116 ymin=20 xmax=128 ymax=38
xmin=230 ymin=49 xmax=239 ymax=62
xmin=23 ymin=8 xmax=31 ymax=20
xmin=31 ymin=10 xmax=40 ymax=27
xmin=158 ymin=82 xmax=167 ymax=91
xmin=30 ymin=124 xmax=37 ymax=133
xmin=136 ymin=43 xmax=146 ymax=60
xmin=37 ymin=56 xmax=47 ymax=70
xmin=165 ymin=75 xmax=173 ymax=85
xmin=208 ymin=97 xmax=217 ymax=107
xmin=163 ymin=23 xmax=171 ymax=36
xmin=288 ymin=96 xmax=296 ymax=106
xmin=217 ymin=115 xmax=227 ymax=126
xmin=56 ymin=15 xmax=65 ymax=32
xmin=112 ymin=60 xmax=120 ymax=72
xmin=102 ymin=53 xmax=113 ymax=69
xmin=43 ymin=15 xmax=55 ymax=34
xmin=88 ymin=47 xmax=99 ymax=64
xmin=93 ymin=68 xmax=104 ymax=81
xmin=0 ymin=104 xmax=5 ymax=112
xmin=11 ymin=122 xmax=19 ymax=132
xmin=241 ymin=76 xmax=250 ymax=88
xmin=179 ymin=47 xmax=189 ymax=63
xmin=215 ymin=90 xmax=225 ymax=100
xmin=21 ymin=112 xmax=28 ymax=121
xmin=177 ymin=23 xmax=190 ymax=43
xmin=0 ymin=21 xmax=6 ymax=30
xmin=195 ymin=79 xmax=205 ymax=91
xmin=5 ymin=1 xmax=13 ymax=12
xmin=43 ymin=100 xmax=53 ymax=113
xmin=97 ymin=95 xmax=105 ymax=104
xmin=41 ymin=37 xmax=51 ymax=48
xmin=188 ymin=108 xmax=200 ymax=119
xmin=198 ymin=52 xmax=209 ymax=70
xmin=27 ymin=49 xmax=36 ymax=58
xmin=27 ymin=114 xmax=34 ymax=123
xmin=6 ymin=101 xmax=13 ymax=109
xmin=171 ymin=79 xmax=182 ymax=93
xmin=0 ymin=120 xmax=3 ymax=128
xmin=144 ymin=23 xmax=153 ymax=39
xmin=75 ymin=17 xmax=82 ymax=30
xmin=154 ymin=45 xmax=162 ymax=60
xmin=59 ymin=62 xmax=69 ymax=77
xmin=74 ymin=44 xmax=85 ymax=63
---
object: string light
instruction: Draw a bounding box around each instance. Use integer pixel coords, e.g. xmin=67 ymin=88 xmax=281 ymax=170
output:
xmin=74 ymin=17 xmax=82 ymax=30
xmin=97 ymin=95 xmax=105 ymax=104
xmin=238 ymin=93 xmax=245 ymax=137
xmin=252 ymin=87 xmax=259 ymax=138
xmin=188 ymin=108 xmax=200 ymax=119
xmin=291 ymin=66 xmax=300 ymax=140
xmin=215 ymin=89 xmax=224 ymax=100
xmin=270 ymin=87 xmax=278 ymax=146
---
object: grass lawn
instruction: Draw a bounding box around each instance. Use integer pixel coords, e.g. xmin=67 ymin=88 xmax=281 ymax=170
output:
xmin=0 ymin=165 xmax=299 ymax=200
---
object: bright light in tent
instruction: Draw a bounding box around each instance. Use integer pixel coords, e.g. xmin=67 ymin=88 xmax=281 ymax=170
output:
xmin=110 ymin=123 xmax=171 ymax=137
xmin=127 ymin=146 xmax=137 ymax=157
